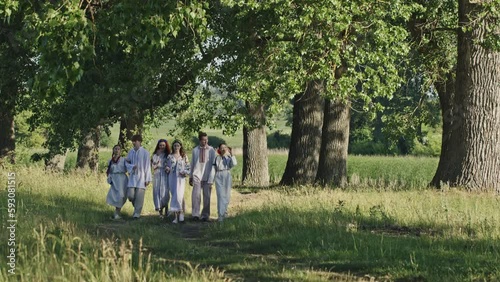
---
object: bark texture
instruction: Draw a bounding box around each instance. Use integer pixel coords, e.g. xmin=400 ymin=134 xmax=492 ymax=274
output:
xmin=316 ymin=99 xmax=350 ymax=187
xmin=431 ymin=1 xmax=500 ymax=191
xmin=431 ymin=72 xmax=459 ymax=186
xmin=76 ymin=127 xmax=101 ymax=172
xmin=45 ymin=149 xmax=68 ymax=172
xmin=118 ymin=110 xmax=145 ymax=151
xmin=280 ymin=81 xmax=325 ymax=186
xmin=242 ymin=102 xmax=270 ymax=187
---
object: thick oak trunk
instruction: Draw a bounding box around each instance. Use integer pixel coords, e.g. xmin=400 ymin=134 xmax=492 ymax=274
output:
xmin=280 ymin=81 xmax=324 ymax=186
xmin=45 ymin=149 xmax=68 ymax=172
xmin=76 ymin=126 xmax=101 ymax=172
xmin=431 ymin=1 xmax=500 ymax=191
xmin=242 ymin=102 xmax=269 ymax=187
xmin=316 ymin=99 xmax=350 ymax=187
xmin=0 ymin=107 xmax=15 ymax=164
xmin=118 ymin=110 xmax=144 ymax=151
xmin=431 ymin=72 xmax=458 ymax=186
xmin=242 ymin=126 xmax=269 ymax=187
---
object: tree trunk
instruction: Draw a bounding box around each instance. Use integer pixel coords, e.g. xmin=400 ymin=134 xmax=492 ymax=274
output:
xmin=242 ymin=102 xmax=269 ymax=187
xmin=431 ymin=1 xmax=500 ymax=191
xmin=0 ymin=107 xmax=15 ymax=164
xmin=118 ymin=110 xmax=144 ymax=151
xmin=45 ymin=149 xmax=68 ymax=172
xmin=76 ymin=126 xmax=101 ymax=172
xmin=430 ymin=72 xmax=458 ymax=186
xmin=280 ymin=80 xmax=325 ymax=186
xmin=316 ymin=98 xmax=350 ymax=187
xmin=373 ymin=110 xmax=384 ymax=143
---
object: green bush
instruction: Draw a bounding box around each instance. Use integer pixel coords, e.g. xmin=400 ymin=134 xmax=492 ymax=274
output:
xmin=15 ymin=111 xmax=46 ymax=148
xmin=99 ymin=131 xmax=113 ymax=148
xmin=267 ymin=130 xmax=290 ymax=149
xmin=412 ymin=135 xmax=441 ymax=157
xmin=349 ymin=140 xmax=394 ymax=155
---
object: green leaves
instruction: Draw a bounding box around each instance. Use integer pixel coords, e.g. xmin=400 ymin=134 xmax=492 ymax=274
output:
xmin=220 ymin=0 xmax=419 ymax=100
xmin=16 ymin=0 xmax=214 ymax=153
xmin=174 ymin=0 xmax=424 ymax=137
xmin=480 ymin=0 xmax=500 ymax=51
xmin=24 ymin=1 xmax=94 ymax=98
xmin=0 ymin=0 xmax=19 ymax=23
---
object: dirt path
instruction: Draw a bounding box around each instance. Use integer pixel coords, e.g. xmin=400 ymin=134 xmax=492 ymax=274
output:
xmin=179 ymin=221 xmax=210 ymax=240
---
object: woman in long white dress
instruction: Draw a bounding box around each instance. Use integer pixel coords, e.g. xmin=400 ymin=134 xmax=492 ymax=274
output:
xmin=166 ymin=140 xmax=190 ymax=224
xmin=152 ymin=139 xmax=170 ymax=217
xmin=213 ymin=143 xmax=237 ymax=222
xmin=106 ymin=145 xmax=129 ymax=219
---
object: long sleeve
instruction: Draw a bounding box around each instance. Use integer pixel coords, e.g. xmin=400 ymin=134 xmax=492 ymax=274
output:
xmin=126 ymin=147 xmax=151 ymax=188
xmin=183 ymin=155 xmax=191 ymax=175
xmin=125 ymin=150 xmax=135 ymax=174
xmin=152 ymin=154 xmax=160 ymax=171
xmin=106 ymin=159 xmax=112 ymax=176
xmin=228 ymin=155 xmax=237 ymax=169
xmin=190 ymin=148 xmax=197 ymax=178
xmin=166 ymin=155 xmax=172 ymax=173
xmin=213 ymin=155 xmax=237 ymax=171
xmin=207 ymin=147 xmax=216 ymax=184
xmin=143 ymin=150 xmax=152 ymax=183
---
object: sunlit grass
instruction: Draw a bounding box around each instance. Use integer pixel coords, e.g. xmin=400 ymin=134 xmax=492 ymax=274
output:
xmin=37 ymin=151 xmax=438 ymax=189
xmin=213 ymin=188 xmax=500 ymax=280
xmin=1 ymin=161 xmax=498 ymax=281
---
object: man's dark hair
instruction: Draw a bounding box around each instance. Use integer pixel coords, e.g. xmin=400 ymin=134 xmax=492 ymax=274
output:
xmin=198 ymin=131 xmax=208 ymax=140
xmin=131 ymin=134 xmax=143 ymax=142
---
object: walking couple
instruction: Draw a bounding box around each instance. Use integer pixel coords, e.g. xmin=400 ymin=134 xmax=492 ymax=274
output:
xmin=190 ymin=132 xmax=237 ymax=222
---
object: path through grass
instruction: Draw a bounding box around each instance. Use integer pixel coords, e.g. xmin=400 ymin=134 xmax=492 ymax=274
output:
xmin=1 ymin=166 xmax=499 ymax=281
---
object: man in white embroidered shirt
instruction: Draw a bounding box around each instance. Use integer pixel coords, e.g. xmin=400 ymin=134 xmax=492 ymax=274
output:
xmin=125 ymin=134 xmax=152 ymax=219
xmin=189 ymin=132 xmax=216 ymax=221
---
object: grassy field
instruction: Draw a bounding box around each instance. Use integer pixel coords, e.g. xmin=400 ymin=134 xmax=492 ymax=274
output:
xmin=1 ymin=156 xmax=499 ymax=281
xmin=59 ymin=153 xmax=437 ymax=189
xmin=106 ymin=119 xmax=291 ymax=151
xmin=17 ymin=145 xmax=439 ymax=189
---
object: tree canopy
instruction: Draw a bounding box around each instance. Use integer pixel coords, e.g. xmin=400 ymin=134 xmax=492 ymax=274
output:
xmin=2 ymin=0 xmax=500 ymax=190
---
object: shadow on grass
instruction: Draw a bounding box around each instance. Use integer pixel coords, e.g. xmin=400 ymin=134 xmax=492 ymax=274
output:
xmin=197 ymin=207 xmax=500 ymax=281
xmin=4 ymin=190 xmax=500 ymax=281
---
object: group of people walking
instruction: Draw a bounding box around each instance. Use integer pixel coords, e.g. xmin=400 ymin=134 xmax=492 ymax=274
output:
xmin=105 ymin=132 xmax=237 ymax=223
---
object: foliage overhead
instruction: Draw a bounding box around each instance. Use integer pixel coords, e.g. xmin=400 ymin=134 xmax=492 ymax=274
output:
xmin=175 ymin=0 xmax=422 ymax=136
xmin=3 ymin=1 xmax=214 ymax=155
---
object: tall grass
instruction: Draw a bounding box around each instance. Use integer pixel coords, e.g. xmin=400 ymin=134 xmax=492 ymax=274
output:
xmin=3 ymin=223 xmax=225 ymax=281
xmin=230 ymin=154 xmax=438 ymax=188
xmin=1 ymin=159 xmax=498 ymax=281
xmin=210 ymin=188 xmax=500 ymax=281
xmin=346 ymin=155 xmax=439 ymax=189
xmin=0 ymin=166 xmax=224 ymax=281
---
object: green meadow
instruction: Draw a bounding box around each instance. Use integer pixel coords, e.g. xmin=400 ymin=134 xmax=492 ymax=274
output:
xmin=1 ymin=153 xmax=500 ymax=281
xmin=104 ymin=119 xmax=292 ymax=151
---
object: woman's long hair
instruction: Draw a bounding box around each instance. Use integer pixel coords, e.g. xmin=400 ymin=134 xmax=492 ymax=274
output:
xmin=152 ymin=139 xmax=171 ymax=157
xmin=107 ymin=144 xmax=121 ymax=176
xmin=172 ymin=140 xmax=186 ymax=158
